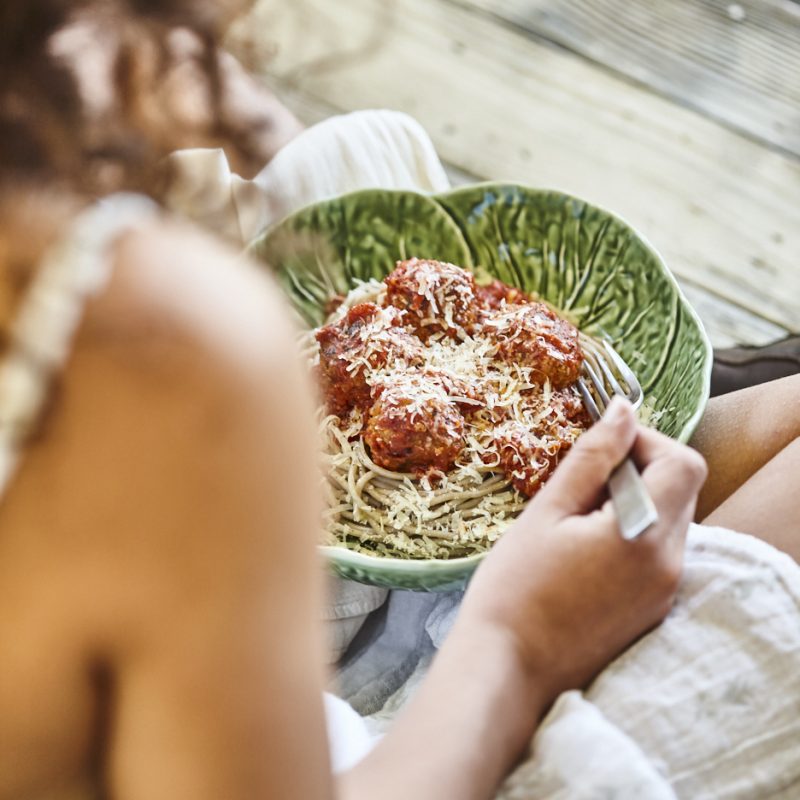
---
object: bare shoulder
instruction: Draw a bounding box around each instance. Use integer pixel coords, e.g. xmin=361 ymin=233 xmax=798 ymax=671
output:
xmin=0 ymin=220 xmax=330 ymax=797
xmin=14 ymin=218 xmax=322 ymax=652
xmin=87 ymin=219 xmax=301 ymax=383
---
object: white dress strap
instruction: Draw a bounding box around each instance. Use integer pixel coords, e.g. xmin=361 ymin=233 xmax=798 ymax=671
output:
xmin=0 ymin=193 xmax=158 ymax=497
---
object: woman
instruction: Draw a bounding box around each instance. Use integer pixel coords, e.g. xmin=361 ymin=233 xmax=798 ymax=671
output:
xmin=0 ymin=2 xmax=796 ymax=798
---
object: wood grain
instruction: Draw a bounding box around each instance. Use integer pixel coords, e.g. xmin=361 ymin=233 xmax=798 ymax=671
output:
xmin=244 ymin=84 xmax=788 ymax=348
xmin=456 ymin=0 xmax=800 ymax=157
xmin=676 ymin=281 xmax=787 ymax=348
xmin=231 ymin=0 xmax=799 ymax=341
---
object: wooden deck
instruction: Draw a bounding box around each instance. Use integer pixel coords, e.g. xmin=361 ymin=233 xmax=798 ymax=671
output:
xmin=232 ymin=0 xmax=800 ymax=348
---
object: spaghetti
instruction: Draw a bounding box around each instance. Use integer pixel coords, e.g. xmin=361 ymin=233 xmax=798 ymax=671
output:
xmin=308 ymin=259 xmax=589 ymax=560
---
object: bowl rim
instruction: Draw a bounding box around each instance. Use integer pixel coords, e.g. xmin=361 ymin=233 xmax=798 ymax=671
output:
xmin=255 ymin=181 xmax=713 ymax=572
xmin=436 ymin=181 xmax=713 ymax=443
xmin=320 ymin=544 xmax=486 ymax=575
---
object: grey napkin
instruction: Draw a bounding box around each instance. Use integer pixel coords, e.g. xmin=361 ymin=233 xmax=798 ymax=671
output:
xmin=334 ymin=586 xmax=464 ymax=717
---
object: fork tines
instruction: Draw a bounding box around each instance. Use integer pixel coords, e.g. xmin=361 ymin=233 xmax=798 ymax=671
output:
xmin=577 ymin=334 xmax=643 ymax=420
xmin=576 ymin=333 xmax=657 ymax=541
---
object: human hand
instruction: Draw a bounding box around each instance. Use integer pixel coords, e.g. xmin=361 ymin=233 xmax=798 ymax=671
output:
xmin=459 ymin=398 xmax=707 ymax=704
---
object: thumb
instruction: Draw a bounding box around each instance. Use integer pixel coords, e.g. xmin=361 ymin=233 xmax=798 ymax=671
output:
xmin=541 ymin=397 xmax=637 ymax=516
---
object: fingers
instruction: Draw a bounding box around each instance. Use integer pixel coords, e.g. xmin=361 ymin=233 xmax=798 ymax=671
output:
xmin=634 ymin=426 xmax=708 ymax=534
xmin=570 ymin=424 xmax=706 ymax=545
xmin=540 ymin=397 xmax=637 ymax=517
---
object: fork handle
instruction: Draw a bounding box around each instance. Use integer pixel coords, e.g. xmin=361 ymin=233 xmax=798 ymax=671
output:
xmin=608 ymin=458 xmax=659 ymax=540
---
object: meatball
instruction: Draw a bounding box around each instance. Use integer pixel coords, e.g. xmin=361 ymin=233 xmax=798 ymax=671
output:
xmin=364 ymin=381 xmax=465 ymax=474
xmin=383 ymin=258 xmax=479 ymax=339
xmin=420 ymin=367 xmax=484 ymax=415
xmin=493 ymin=420 xmax=577 ymax=498
xmin=315 ymin=303 xmax=423 ymax=417
xmin=548 ymin=386 xmax=592 ymax=428
xmin=476 ymin=279 xmax=529 ymax=311
xmin=494 ymin=426 xmax=555 ymax=497
xmin=493 ymin=388 xmax=588 ymax=496
xmin=484 ymin=302 xmax=582 ymax=387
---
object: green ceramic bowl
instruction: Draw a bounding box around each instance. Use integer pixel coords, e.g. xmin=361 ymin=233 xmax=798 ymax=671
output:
xmin=248 ymin=183 xmax=712 ymax=592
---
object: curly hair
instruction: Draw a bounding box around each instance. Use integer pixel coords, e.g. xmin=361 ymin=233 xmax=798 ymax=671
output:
xmin=0 ymin=0 xmax=256 ymax=198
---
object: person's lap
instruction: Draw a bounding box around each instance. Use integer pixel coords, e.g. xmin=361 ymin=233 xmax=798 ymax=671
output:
xmin=690 ymin=373 xmax=800 ymax=560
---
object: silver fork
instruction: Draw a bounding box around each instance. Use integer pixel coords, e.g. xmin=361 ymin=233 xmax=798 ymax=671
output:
xmin=576 ymin=334 xmax=659 ymax=541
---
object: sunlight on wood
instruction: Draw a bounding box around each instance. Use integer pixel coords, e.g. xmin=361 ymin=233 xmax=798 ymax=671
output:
xmin=231 ymin=0 xmax=799 ymax=347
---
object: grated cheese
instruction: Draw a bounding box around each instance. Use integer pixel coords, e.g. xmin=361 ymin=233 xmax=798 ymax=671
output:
xmin=310 ymin=268 xmax=586 ymax=559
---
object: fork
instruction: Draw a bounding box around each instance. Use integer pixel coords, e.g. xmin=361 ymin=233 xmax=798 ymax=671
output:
xmin=576 ymin=334 xmax=659 ymax=541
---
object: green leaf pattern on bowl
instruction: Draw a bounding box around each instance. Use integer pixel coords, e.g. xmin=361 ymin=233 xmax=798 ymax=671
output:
xmin=249 ymin=183 xmax=712 ymax=591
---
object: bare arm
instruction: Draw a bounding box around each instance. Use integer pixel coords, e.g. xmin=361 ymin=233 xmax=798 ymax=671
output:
xmin=343 ymin=400 xmax=706 ymax=800
xmin=341 ymin=624 xmax=544 ymax=800
xmin=59 ymin=223 xmax=332 ymax=798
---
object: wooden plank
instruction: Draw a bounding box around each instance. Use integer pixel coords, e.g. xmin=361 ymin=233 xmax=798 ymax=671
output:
xmin=676 ymin=280 xmax=788 ymax=348
xmin=250 ymin=80 xmax=790 ymax=350
xmin=230 ymin=0 xmax=800 ymax=334
xmin=241 ymin=62 xmax=790 ymax=349
xmin=456 ymin=0 xmax=800 ymax=157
